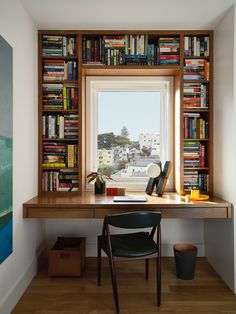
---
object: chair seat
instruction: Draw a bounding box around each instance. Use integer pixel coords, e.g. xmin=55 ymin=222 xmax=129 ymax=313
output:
xmin=100 ymin=232 xmax=158 ymax=258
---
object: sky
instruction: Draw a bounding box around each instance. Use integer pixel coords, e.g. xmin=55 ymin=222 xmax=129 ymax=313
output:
xmin=98 ymin=91 xmax=160 ymax=141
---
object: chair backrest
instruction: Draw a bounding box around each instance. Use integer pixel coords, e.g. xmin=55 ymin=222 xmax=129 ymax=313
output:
xmin=105 ymin=211 xmax=161 ymax=229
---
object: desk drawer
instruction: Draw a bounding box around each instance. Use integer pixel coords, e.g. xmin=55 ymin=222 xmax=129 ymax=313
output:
xmin=25 ymin=207 xmax=94 ymax=218
xmin=93 ymin=207 xmax=230 ymax=219
xmin=161 ymin=207 xmax=229 ymax=219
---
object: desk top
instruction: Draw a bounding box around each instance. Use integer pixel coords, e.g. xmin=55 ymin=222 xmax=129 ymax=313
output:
xmin=23 ymin=192 xmax=232 ymax=219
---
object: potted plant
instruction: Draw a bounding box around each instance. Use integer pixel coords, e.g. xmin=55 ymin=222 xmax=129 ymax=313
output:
xmin=87 ymin=171 xmax=112 ymax=194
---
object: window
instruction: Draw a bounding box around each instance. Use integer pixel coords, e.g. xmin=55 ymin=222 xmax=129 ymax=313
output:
xmin=86 ymin=77 xmax=174 ymax=190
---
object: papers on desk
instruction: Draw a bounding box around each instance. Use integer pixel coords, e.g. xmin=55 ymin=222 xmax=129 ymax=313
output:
xmin=113 ymin=195 xmax=147 ymax=202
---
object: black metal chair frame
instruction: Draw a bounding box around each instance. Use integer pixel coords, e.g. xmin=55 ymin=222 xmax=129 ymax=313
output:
xmin=97 ymin=211 xmax=161 ymax=313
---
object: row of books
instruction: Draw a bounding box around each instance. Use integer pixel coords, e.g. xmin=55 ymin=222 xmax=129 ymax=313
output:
xmin=184 ymin=171 xmax=209 ymax=192
xmin=183 ymin=83 xmax=208 ymax=108
xmin=43 ymin=142 xmax=78 ymax=168
xmin=43 ymin=60 xmax=78 ymax=81
xmin=82 ymin=37 xmax=105 ymax=64
xmin=104 ymin=48 xmax=125 ymax=66
xmin=42 ymin=169 xmax=78 ymax=192
xmin=43 ymin=114 xmax=78 ymax=139
xmin=125 ymin=34 xmax=148 ymax=56
xmin=184 ymin=141 xmax=206 ymax=168
xmin=82 ymin=35 xmax=148 ymax=65
xmin=42 ymin=35 xmax=77 ymax=57
xmin=82 ymin=35 xmax=180 ymax=66
xmin=184 ymin=59 xmax=209 ymax=81
xmin=184 ymin=36 xmax=210 ymax=57
xmin=43 ymin=83 xmax=78 ymax=110
xmin=183 ymin=113 xmax=208 ymax=139
xmin=42 ymin=34 xmax=209 ymax=59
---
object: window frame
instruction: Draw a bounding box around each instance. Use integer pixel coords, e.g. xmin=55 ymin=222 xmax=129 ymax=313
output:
xmin=86 ymin=76 xmax=174 ymax=191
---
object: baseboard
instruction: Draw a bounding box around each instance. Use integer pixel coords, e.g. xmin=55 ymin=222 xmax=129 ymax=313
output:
xmin=0 ymin=248 xmax=47 ymax=314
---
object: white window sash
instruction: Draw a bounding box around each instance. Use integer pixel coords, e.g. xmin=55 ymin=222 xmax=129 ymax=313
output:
xmin=86 ymin=76 xmax=174 ymax=191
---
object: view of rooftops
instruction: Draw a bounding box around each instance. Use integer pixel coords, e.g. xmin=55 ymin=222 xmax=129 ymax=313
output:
xmin=98 ymin=91 xmax=161 ymax=181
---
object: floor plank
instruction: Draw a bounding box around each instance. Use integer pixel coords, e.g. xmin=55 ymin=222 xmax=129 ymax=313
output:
xmin=12 ymin=257 xmax=236 ymax=314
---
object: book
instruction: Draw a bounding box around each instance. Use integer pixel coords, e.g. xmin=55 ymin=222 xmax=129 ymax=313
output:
xmin=113 ymin=195 xmax=147 ymax=202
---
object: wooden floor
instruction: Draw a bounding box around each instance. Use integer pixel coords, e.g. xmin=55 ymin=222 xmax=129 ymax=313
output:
xmin=13 ymin=257 xmax=236 ymax=314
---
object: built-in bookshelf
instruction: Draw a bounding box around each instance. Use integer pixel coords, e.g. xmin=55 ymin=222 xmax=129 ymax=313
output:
xmin=181 ymin=32 xmax=212 ymax=194
xmin=39 ymin=31 xmax=81 ymax=193
xmin=38 ymin=30 xmax=213 ymax=195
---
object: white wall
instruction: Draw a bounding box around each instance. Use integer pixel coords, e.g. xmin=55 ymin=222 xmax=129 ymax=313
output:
xmin=45 ymin=219 xmax=205 ymax=257
xmin=0 ymin=2 xmax=232 ymax=312
xmin=205 ymin=5 xmax=235 ymax=292
xmin=234 ymin=3 xmax=236 ymax=292
xmin=0 ymin=1 xmax=45 ymax=313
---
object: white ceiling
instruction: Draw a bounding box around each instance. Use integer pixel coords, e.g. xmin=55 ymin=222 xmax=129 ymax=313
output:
xmin=21 ymin=0 xmax=235 ymax=30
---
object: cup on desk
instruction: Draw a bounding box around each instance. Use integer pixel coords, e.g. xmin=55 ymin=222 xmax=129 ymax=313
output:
xmin=190 ymin=189 xmax=199 ymax=199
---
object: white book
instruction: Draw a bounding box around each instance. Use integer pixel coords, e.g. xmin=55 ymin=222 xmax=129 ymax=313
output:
xmin=113 ymin=195 xmax=147 ymax=202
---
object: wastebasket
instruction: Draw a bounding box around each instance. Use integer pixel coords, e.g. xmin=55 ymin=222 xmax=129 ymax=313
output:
xmin=173 ymin=243 xmax=197 ymax=280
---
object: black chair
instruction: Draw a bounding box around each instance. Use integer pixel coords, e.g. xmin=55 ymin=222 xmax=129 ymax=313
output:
xmin=97 ymin=211 xmax=162 ymax=313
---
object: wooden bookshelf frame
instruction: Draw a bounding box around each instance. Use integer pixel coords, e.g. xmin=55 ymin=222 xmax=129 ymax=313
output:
xmin=38 ymin=30 xmax=213 ymax=196
xmin=38 ymin=30 xmax=82 ymax=194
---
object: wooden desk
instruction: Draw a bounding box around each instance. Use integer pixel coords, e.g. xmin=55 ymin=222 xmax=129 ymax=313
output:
xmin=23 ymin=192 xmax=232 ymax=219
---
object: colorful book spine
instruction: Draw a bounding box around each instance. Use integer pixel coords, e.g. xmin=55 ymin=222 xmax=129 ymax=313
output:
xmin=184 ymin=36 xmax=209 ymax=57
xmin=42 ymin=35 xmax=77 ymax=56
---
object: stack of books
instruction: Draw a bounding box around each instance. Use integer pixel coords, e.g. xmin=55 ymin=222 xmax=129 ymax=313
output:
xmin=183 ymin=83 xmax=208 ymax=108
xmin=43 ymin=142 xmax=67 ymax=168
xmin=58 ymin=168 xmax=79 ymax=191
xmin=43 ymin=60 xmax=78 ymax=81
xmin=42 ymin=142 xmax=78 ymax=168
xmin=184 ymin=170 xmax=199 ymax=191
xmin=158 ymin=37 xmax=180 ymax=65
xmin=64 ymin=114 xmax=78 ymax=139
xmin=184 ymin=141 xmax=205 ymax=168
xmin=42 ymin=35 xmax=63 ymax=56
xmin=43 ymin=84 xmax=63 ymax=110
xmin=184 ymin=171 xmax=209 ymax=192
xmin=184 ymin=59 xmax=209 ymax=80
xmin=42 ymin=35 xmax=77 ymax=57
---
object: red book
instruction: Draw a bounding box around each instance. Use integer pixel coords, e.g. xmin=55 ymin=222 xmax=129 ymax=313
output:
xmin=106 ymin=188 xmax=118 ymax=196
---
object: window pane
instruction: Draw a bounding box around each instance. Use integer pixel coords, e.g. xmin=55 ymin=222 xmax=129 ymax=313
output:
xmin=97 ymin=91 xmax=161 ymax=182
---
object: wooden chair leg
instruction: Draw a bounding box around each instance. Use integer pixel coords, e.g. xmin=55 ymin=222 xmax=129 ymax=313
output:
xmin=108 ymin=253 xmax=120 ymax=314
xmin=97 ymin=236 xmax=101 ymax=286
xmin=157 ymin=254 xmax=161 ymax=306
xmin=145 ymin=259 xmax=149 ymax=280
